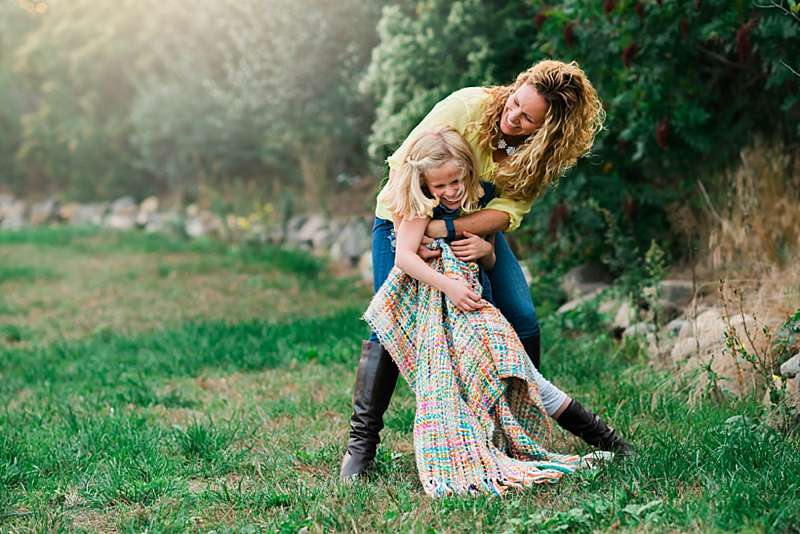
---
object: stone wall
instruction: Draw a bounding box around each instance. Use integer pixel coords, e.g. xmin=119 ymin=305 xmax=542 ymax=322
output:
xmin=0 ymin=195 xmax=374 ymax=282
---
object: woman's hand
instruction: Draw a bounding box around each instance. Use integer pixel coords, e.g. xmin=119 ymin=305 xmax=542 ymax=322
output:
xmin=416 ymin=235 xmax=441 ymax=260
xmin=444 ymin=278 xmax=482 ymax=312
xmin=451 ymin=231 xmax=493 ymax=262
xmin=425 ymin=219 xmax=448 ymax=239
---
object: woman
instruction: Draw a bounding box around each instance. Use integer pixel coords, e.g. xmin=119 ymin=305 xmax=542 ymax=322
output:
xmin=342 ymin=60 xmax=628 ymax=480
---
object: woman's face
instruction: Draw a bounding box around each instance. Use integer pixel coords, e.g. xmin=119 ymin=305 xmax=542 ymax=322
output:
xmin=424 ymin=160 xmax=465 ymax=210
xmin=500 ymin=84 xmax=548 ymax=137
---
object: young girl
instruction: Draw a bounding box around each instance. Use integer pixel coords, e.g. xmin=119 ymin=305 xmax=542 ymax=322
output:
xmin=354 ymin=127 xmax=630 ymax=495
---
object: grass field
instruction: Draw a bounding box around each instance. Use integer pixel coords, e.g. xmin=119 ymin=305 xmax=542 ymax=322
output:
xmin=1 ymin=228 xmax=799 ymax=533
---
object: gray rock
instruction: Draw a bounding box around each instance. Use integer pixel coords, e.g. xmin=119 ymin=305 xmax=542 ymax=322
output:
xmin=110 ymin=196 xmax=137 ymax=214
xmin=781 ymin=354 xmax=800 ymax=379
xmin=657 ymin=279 xmax=695 ymax=308
xmin=105 ymin=213 xmax=136 ymax=231
xmin=57 ymin=202 xmax=80 ymax=222
xmin=69 ymin=203 xmax=108 ymax=226
xmin=290 ymin=214 xmax=330 ymax=251
xmin=0 ymin=194 xmax=16 ymax=221
xmin=105 ymin=196 xmax=138 ymax=230
xmin=266 ymin=224 xmax=285 ymax=244
xmin=598 ymin=297 xmax=623 ymax=317
xmin=329 ymin=218 xmax=371 ymax=267
xmin=613 ymin=301 xmax=636 ymax=331
xmin=644 ymin=280 xmax=694 ymax=309
xmin=655 ymin=299 xmax=683 ymax=323
xmin=557 ymin=287 xmax=606 ymax=315
xmin=145 ymin=210 xmax=180 ymax=234
xmin=665 ymin=318 xmax=687 ymax=337
xmin=671 ymin=337 xmax=700 ymax=361
xmin=185 ymin=210 xmax=223 ymax=239
xmin=358 ymin=250 xmax=373 ymax=285
xmin=0 ymin=200 xmax=26 ymax=230
xmin=623 ymin=322 xmax=656 ymax=339
xmin=284 ymin=215 xmax=308 ymax=244
xmin=136 ymin=196 xmax=159 ymax=227
xmin=676 ymin=307 xmax=725 ymax=343
xmin=29 ymin=198 xmax=59 ymax=225
xmin=561 ymin=263 xmax=612 ymax=300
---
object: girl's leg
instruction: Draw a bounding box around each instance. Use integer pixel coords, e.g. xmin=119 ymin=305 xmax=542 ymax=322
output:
xmin=342 ymin=218 xmax=400 ymax=479
xmin=487 ymin=232 xmax=541 ymax=368
xmin=527 ymin=362 xmax=569 ymax=417
xmin=527 ymin=361 xmax=632 ymax=454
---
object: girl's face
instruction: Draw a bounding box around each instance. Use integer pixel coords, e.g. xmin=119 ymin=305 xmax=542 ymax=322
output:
xmin=424 ymin=160 xmax=466 ymax=210
xmin=500 ymin=84 xmax=548 ymax=137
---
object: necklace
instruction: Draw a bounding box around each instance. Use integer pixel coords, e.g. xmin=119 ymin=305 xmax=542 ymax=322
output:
xmin=497 ymin=137 xmax=520 ymax=156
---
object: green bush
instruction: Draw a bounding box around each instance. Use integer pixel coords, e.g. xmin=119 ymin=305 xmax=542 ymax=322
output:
xmin=364 ymin=0 xmax=800 ymax=269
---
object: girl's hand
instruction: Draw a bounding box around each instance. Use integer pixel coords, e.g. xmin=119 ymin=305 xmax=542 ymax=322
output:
xmin=444 ymin=278 xmax=482 ymax=312
xmin=451 ymin=231 xmax=493 ymax=261
xmin=425 ymin=219 xmax=448 ymax=239
xmin=417 ymin=235 xmax=441 ymax=260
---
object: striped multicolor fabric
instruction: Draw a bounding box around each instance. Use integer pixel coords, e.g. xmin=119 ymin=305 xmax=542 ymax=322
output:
xmin=364 ymin=240 xmax=581 ymax=497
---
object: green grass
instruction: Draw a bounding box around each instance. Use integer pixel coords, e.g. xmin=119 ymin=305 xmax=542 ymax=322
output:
xmin=1 ymin=227 xmax=799 ymax=532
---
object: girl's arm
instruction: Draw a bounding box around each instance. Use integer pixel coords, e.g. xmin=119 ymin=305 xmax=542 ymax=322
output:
xmin=395 ymin=216 xmax=482 ymax=311
xmin=392 ymin=211 xmax=440 ymax=260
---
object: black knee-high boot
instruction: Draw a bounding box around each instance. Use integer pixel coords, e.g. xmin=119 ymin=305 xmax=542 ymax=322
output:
xmin=340 ymin=340 xmax=399 ymax=479
xmin=520 ymin=333 xmax=541 ymax=370
xmin=556 ymin=399 xmax=633 ymax=456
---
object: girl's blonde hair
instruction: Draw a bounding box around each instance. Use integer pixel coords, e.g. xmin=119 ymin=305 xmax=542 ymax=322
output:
xmin=475 ymin=59 xmax=605 ymax=201
xmin=378 ymin=126 xmax=483 ymax=219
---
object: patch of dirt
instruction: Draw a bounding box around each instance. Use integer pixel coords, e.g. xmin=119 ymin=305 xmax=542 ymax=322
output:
xmin=71 ymin=508 xmax=119 ymax=534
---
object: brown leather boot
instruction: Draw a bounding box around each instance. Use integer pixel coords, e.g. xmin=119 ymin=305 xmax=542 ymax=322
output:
xmin=340 ymin=340 xmax=399 ymax=479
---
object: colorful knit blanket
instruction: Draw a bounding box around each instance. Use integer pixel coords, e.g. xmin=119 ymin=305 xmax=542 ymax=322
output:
xmin=364 ymin=240 xmax=581 ymax=497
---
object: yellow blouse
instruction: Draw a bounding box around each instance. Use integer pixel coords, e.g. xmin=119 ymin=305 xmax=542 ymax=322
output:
xmin=375 ymin=87 xmax=534 ymax=232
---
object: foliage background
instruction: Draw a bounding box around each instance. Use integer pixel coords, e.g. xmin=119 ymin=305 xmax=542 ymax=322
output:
xmin=0 ymin=0 xmax=798 ymax=269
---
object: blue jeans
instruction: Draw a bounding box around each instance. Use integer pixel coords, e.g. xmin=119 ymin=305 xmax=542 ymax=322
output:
xmin=368 ymin=218 xmax=540 ymax=342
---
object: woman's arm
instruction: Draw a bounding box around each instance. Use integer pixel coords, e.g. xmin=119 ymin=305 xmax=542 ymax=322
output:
xmin=426 ymin=195 xmax=534 ymax=238
xmin=450 ymin=231 xmax=495 ymax=269
xmin=425 ymin=209 xmax=510 ymax=238
xmin=395 ymin=217 xmax=482 ymax=311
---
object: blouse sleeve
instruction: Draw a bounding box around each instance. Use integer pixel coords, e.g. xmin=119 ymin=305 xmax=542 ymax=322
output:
xmin=484 ymin=195 xmax=533 ymax=232
xmin=386 ymin=93 xmax=472 ymax=170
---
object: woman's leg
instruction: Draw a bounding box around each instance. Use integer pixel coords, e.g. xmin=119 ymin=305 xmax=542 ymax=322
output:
xmin=487 ymin=232 xmax=541 ymax=369
xmin=342 ymin=218 xmax=400 ymax=479
xmin=369 ymin=218 xmax=398 ymax=340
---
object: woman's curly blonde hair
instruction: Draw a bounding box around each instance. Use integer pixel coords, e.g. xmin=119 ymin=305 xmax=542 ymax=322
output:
xmin=475 ymin=60 xmax=605 ymax=201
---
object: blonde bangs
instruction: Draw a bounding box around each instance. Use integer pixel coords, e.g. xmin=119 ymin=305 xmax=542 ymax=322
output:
xmin=381 ymin=126 xmax=483 ymax=219
xmin=377 ymin=163 xmax=438 ymax=220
